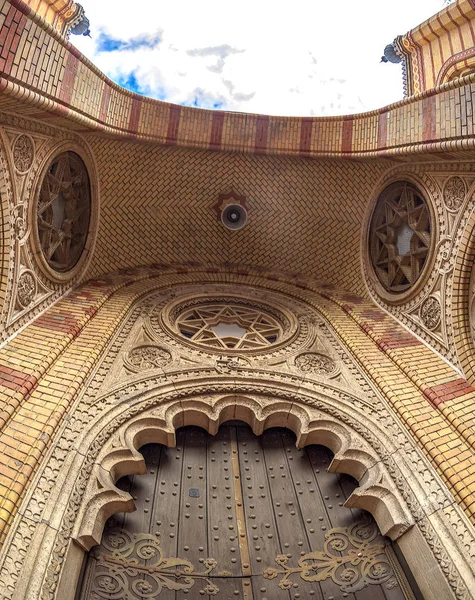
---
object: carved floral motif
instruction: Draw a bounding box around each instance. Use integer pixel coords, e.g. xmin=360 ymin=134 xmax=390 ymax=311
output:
xmin=263 ymin=520 xmax=398 ymax=593
xmin=12 ymin=204 xmax=26 ymax=239
xmin=444 ymin=176 xmax=466 ymax=211
xmin=12 ymin=134 xmax=34 ymax=173
xmin=420 ymin=296 xmax=441 ymax=330
xmin=17 ymin=271 xmax=36 ymax=308
xmin=125 ymin=345 xmax=171 ymax=372
xmin=295 ymin=352 xmax=336 ymax=375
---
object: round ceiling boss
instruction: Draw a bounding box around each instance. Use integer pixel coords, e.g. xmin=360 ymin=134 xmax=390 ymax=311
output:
xmin=368 ymin=180 xmax=432 ymax=296
xmin=34 ymin=151 xmax=92 ymax=278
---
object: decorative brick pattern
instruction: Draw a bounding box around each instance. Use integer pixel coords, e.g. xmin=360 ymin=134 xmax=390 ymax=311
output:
xmin=2 ymin=0 xmax=475 ymax=159
xmin=400 ymin=0 xmax=475 ymax=93
xmin=84 ymin=138 xmax=391 ymax=295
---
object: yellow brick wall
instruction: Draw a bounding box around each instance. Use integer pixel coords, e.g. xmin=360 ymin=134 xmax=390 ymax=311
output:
xmin=399 ymin=0 xmax=475 ymax=93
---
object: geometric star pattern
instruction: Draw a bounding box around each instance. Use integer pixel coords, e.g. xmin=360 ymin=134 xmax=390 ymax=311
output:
xmin=37 ymin=151 xmax=91 ymax=273
xmin=370 ymin=181 xmax=431 ymax=293
xmin=177 ymin=303 xmax=281 ymax=350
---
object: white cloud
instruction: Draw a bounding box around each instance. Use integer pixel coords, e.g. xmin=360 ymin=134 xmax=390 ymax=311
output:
xmin=73 ymin=0 xmax=447 ymax=116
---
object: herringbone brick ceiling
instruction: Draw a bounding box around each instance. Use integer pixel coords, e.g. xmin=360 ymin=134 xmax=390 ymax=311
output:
xmin=86 ymin=136 xmax=392 ymax=295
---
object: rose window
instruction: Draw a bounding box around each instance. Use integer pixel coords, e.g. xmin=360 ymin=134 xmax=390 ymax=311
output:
xmin=176 ymin=304 xmax=282 ymax=350
xmin=369 ymin=181 xmax=431 ymax=294
xmin=37 ymin=151 xmax=91 ymax=273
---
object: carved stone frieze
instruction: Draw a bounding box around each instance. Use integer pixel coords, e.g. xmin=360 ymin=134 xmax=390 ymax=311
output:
xmin=215 ymin=355 xmax=249 ymax=374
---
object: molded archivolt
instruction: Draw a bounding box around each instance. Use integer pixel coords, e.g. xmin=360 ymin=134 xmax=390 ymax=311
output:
xmin=25 ymin=386 xmax=464 ymax=600
xmin=452 ymin=205 xmax=475 ymax=382
xmin=0 ymin=131 xmax=13 ymax=325
xmin=75 ymin=396 xmax=413 ymax=553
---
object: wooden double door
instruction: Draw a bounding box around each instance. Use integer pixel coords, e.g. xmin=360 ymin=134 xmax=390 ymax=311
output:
xmin=77 ymin=424 xmax=416 ymax=600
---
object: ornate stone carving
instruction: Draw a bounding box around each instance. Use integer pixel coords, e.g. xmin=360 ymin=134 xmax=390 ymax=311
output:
xmin=295 ymin=352 xmax=336 ymax=375
xmin=263 ymin=520 xmax=398 ymax=593
xmin=215 ymin=355 xmax=248 ymax=374
xmin=36 ymin=151 xmax=91 ymax=273
xmin=0 ymin=272 xmax=472 ymax=600
xmin=369 ymin=181 xmax=431 ymax=295
xmin=148 ymin=285 xmax=305 ymax=361
xmin=16 ymin=271 xmax=36 ymax=308
xmin=124 ymin=345 xmax=171 ymax=372
xmin=12 ymin=204 xmax=26 ymax=239
xmin=175 ymin=302 xmax=281 ymax=350
xmin=444 ymin=176 xmax=466 ymax=211
xmin=420 ymin=296 xmax=441 ymax=330
xmin=12 ymin=134 xmax=34 ymax=173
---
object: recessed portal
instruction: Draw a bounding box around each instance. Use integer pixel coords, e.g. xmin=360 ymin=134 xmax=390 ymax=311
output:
xmin=76 ymin=424 xmax=416 ymax=599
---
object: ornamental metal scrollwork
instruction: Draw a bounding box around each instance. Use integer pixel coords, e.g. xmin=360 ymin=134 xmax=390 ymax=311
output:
xmin=263 ymin=520 xmax=399 ymax=593
xmin=420 ymin=296 xmax=441 ymax=330
xmin=443 ymin=176 xmax=466 ymax=211
xmin=90 ymin=529 xmax=225 ymax=598
xmin=125 ymin=345 xmax=171 ymax=372
xmin=12 ymin=134 xmax=34 ymax=173
xmin=295 ymin=352 xmax=336 ymax=376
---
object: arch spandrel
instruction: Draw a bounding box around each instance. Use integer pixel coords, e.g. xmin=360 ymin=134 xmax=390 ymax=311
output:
xmin=0 ymin=268 xmax=475 ymax=600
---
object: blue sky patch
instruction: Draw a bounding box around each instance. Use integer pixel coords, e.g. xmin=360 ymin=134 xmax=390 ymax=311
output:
xmin=97 ymin=30 xmax=162 ymax=53
xmin=181 ymin=88 xmax=226 ymax=110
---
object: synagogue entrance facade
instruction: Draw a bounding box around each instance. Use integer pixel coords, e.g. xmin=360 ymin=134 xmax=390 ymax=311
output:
xmin=77 ymin=424 xmax=415 ymax=600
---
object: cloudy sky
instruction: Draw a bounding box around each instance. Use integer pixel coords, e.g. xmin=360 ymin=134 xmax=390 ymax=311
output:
xmin=73 ymin=0 xmax=448 ymax=117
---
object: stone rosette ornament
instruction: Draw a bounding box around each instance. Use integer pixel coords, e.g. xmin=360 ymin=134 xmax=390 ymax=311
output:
xmin=420 ymin=296 xmax=441 ymax=330
xmin=12 ymin=134 xmax=34 ymax=173
xmin=16 ymin=271 xmax=36 ymax=309
xmin=294 ymin=352 xmax=337 ymax=376
xmin=124 ymin=345 xmax=171 ymax=372
xmin=443 ymin=176 xmax=466 ymax=212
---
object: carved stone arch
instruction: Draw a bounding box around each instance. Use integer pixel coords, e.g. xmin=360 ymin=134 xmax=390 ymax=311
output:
xmin=73 ymin=394 xmax=413 ymax=555
xmin=5 ymin=374 xmax=470 ymax=600
xmin=452 ymin=200 xmax=475 ymax=383
xmin=0 ymin=128 xmax=15 ymax=325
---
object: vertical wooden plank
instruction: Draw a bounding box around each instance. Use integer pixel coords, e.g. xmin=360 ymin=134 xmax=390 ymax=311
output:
xmin=282 ymin=433 xmax=352 ymax=600
xmin=176 ymin=427 xmax=209 ymax=600
xmin=261 ymin=429 xmax=323 ymax=599
xmin=149 ymin=436 xmax=183 ymax=600
xmin=237 ymin=425 xmax=291 ymax=600
xmin=207 ymin=425 xmax=248 ymax=598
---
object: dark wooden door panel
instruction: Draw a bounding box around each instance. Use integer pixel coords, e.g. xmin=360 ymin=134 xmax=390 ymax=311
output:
xmin=77 ymin=424 xmax=416 ymax=600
